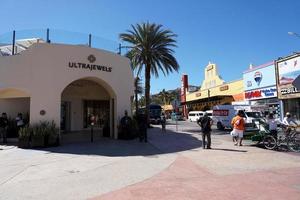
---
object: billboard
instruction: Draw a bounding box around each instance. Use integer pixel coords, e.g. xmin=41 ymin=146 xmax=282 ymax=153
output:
xmin=276 ymin=54 xmax=300 ymax=99
xmin=243 ymin=63 xmax=276 ymax=91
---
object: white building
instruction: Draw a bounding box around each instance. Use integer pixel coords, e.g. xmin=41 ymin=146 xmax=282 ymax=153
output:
xmin=0 ymin=42 xmax=134 ymax=139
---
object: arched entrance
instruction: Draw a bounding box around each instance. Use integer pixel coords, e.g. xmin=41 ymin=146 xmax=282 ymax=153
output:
xmin=60 ymin=77 xmax=116 ymax=142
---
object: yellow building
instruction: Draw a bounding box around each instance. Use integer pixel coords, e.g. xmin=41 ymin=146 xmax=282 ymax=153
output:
xmin=185 ymin=62 xmax=244 ymax=111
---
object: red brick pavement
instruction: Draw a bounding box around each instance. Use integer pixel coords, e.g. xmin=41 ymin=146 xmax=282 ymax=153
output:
xmin=91 ymin=155 xmax=300 ymax=200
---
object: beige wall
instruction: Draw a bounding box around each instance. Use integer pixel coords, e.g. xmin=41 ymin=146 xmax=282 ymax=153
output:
xmin=0 ymin=43 xmax=134 ymax=139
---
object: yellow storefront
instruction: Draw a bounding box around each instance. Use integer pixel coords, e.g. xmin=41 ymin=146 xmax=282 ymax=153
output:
xmin=185 ymin=62 xmax=244 ymax=111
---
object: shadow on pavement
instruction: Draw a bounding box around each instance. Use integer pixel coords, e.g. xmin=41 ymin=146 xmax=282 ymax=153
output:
xmin=24 ymin=127 xmax=203 ymax=157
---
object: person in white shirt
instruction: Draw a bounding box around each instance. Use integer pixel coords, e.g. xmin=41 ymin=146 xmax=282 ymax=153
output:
xmin=282 ymin=112 xmax=298 ymax=134
xmin=282 ymin=112 xmax=298 ymax=126
xmin=267 ymin=113 xmax=281 ymax=137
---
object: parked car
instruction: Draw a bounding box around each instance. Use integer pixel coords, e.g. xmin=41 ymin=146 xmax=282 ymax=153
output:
xmin=188 ymin=111 xmax=205 ymax=122
xmin=171 ymin=112 xmax=184 ymax=121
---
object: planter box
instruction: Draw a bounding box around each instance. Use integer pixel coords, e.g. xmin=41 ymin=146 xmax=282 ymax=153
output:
xmin=18 ymin=137 xmax=30 ymax=148
xmin=31 ymin=135 xmax=45 ymax=147
xmin=47 ymin=134 xmax=59 ymax=147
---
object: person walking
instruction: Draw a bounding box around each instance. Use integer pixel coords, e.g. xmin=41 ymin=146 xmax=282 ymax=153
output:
xmin=231 ymin=110 xmax=245 ymax=146
xmin=0 ymin=113 xmax=9 ymax=143
xmin=161 ymin=113 xmax=166 ymax=132
xmin=197 ymin=112 xmax=213 ymax=149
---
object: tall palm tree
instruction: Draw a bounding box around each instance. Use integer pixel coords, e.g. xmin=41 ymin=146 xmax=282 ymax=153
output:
xmin=120 ymin=22 xmax=179 ymax=123
xmin=134 ymin=76 xmax=143 ymax=114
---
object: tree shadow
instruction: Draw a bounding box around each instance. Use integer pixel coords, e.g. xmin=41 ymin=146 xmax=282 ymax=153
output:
xmin=27 ymin=127 xmax=203 ymax=157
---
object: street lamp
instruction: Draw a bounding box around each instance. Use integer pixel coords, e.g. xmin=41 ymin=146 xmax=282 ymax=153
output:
xmin=288 ymin=32 xmax=300 ymax=39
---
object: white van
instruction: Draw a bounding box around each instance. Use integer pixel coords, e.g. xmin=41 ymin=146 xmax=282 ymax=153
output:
xmin=188 ymin=111 xmax=205 ymax=122
xmin=212 ymin=105 xmax=262 ymax=130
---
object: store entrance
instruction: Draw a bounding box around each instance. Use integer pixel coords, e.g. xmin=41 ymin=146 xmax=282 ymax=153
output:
xmin=60 ymin=101 xmax=71 ymax=132
xmin=83 ymin=100 xmax=110 ymax=129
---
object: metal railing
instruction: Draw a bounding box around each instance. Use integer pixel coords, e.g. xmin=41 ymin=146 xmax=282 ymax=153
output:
xmin=0 ymin=29 xmax=122 ymax=56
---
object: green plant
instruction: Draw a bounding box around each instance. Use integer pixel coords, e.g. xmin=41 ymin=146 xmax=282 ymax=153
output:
xmin=31 ymin=120 xmax=59 ymax=147
xmin=18 ymin=126 xmax=31 ymax=138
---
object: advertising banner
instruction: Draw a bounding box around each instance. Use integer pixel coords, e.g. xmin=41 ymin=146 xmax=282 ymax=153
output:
xmin=276 ymin=54 xmax=300 ymax=99
xmin=243 ymin=63 xmax=276 ymax=91
xmin=244 ymin=86 xmax=277 ymax=100
xmin=181 ymin=75 xmax=188 ymax=103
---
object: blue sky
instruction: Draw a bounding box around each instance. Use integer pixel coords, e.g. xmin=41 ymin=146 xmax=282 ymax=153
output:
xmin=1 ymin=0 xmax=300 ymax=94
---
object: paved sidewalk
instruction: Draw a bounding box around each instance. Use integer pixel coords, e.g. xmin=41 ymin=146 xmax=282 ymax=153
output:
xmin=1 ymin=121 xmax=300 ymax=200
xmin=92 ymin=122 xmax=300 ymax=200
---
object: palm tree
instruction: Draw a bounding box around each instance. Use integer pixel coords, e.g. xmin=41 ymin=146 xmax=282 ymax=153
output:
xmin=134 ymin=76 xmax=143 ymax=114
xmin=120 ymin=22 xmax=179 ymax=123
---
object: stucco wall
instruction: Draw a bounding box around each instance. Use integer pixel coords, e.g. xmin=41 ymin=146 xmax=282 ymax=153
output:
xmin=0 ymin=43 xmax=134 ymax=138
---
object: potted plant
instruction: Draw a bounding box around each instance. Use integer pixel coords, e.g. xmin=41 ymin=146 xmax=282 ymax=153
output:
xmin=18 ymin=126 xmax=31 ymax=148
xmin=47 ymin=121 xmax=59 ymax=147
xmin=31 ymin=123 xmax=46 ymax=147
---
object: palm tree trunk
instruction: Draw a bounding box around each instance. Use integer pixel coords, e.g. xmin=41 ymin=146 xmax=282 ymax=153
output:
xmin=145 ymin=62 xmax=151 ymax=125
xmin=135 ymin=89 xmax=138 ymax=114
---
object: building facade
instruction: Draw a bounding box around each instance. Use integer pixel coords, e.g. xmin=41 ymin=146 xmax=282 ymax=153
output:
xmin=275 ymin=53 xmax=300 ymax=120
xmin=184 ymin=62 xmax=244 ymax=113
xmin=243 ymin=62 xmax=282 ymax=119
xmin=0 ymin=43 xmax=134 ymax=139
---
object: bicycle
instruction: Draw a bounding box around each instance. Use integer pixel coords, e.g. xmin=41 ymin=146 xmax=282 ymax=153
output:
xmin=263 ymin=125 xmax=300 ymax=152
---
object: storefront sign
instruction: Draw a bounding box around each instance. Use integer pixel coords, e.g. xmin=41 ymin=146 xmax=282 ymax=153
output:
xmin=245 ymin=87 xmax=277 ymax=100
xmin=243 ymin=63 xmax=276 ymax=91
xmin=68 ymin=55 xmax=112 ymax=72
xmin=195 ymin=92 xmax=201 ymax=97
xmin=220 ymin=85 xmax=229 ymax=91
xmin=213 ymin=109 xmax=229 ymax=116
xmin=276 ymin=54 xmax=300 ymax=99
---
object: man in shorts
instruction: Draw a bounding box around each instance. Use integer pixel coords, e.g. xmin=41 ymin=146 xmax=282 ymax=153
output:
xmin=231 ymin=110 xmax=245 ymax=146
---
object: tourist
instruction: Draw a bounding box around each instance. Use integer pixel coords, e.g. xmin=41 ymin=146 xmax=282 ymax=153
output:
xmin=197 ymin=112 xmax=213 ymax=149
xmin=231 ymin=110 xmax=245 ymax=146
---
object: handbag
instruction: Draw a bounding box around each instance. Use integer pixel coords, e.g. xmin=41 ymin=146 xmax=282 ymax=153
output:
xmin=230 ymin=129 xmax=238 ymax=137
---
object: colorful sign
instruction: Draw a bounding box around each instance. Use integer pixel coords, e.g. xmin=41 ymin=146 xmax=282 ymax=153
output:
xmin=181 ymin=75 xmax=188 ymax=103
xmin=245 ymin=86 xmax=277 ymax=100
xmin=276 ymin=54 xmax=300 ymax=99
xmin=243 ymin=63 xmax=276 ymax=91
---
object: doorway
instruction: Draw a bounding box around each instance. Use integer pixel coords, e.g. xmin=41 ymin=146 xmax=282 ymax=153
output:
xmin=60 ymin=101 xmax=71 ymax=132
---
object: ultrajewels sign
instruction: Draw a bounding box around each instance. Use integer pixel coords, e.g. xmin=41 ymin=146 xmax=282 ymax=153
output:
xmin=68 ymin=55 xmax=112 ymax=72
